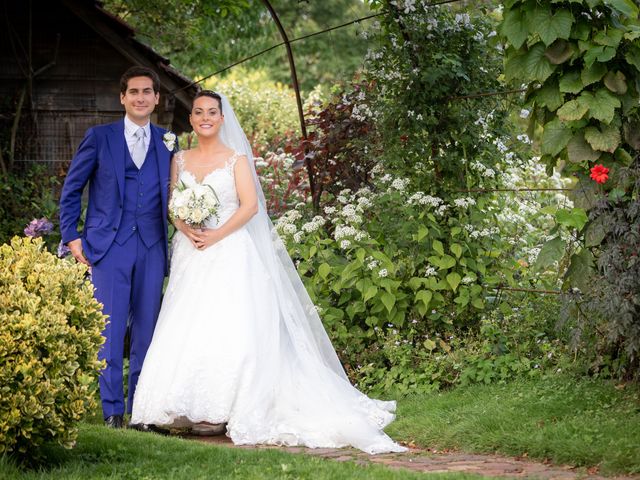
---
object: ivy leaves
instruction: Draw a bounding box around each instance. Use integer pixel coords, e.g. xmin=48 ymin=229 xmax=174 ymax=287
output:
xmin=501 ymin=5 xmax=573 ymax=49
xmin=500 ymin=0 xmax=640 ymax=307
xmin=501 ymin=0 xmax=639 ymax=179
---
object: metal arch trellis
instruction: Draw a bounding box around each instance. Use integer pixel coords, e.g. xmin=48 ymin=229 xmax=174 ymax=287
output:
xmin=168 ymin=0 xmax=495 ymax=197
xmin=169 ymin=1 xmax=583 ymax=297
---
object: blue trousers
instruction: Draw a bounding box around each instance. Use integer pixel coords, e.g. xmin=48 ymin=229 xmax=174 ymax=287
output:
xmin=91 ymin=232 xmax=165 ymax=418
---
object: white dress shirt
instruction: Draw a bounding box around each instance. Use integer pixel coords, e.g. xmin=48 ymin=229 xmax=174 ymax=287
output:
xmin=124 ymin=115 xmax=151 ymax=159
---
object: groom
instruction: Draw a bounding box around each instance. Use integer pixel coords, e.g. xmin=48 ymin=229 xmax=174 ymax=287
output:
xmin=60 ymin=66 xmax=173 ymax=429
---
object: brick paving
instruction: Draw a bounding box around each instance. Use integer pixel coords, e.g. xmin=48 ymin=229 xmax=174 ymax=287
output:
xmin=185 ymin=433 xmax=638 ymax=479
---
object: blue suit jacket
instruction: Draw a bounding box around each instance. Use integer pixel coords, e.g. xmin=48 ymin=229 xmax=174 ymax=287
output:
xmin=60 ymin=119 xmax=172 ymax=266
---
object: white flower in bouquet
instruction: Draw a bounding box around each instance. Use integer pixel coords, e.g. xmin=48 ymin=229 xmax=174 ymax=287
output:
xmin=169 ymin=181 xmax=220 ymax=226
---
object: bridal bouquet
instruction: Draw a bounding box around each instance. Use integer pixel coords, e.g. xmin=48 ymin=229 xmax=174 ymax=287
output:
xmin=169 ymin=181 xmax=220 ymax=226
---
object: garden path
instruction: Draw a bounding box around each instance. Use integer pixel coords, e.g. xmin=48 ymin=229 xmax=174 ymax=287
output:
xmin=187 ymin=434 xmax=638 ymax=479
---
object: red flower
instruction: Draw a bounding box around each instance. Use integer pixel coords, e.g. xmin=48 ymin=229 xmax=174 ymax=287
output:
xmin=400 ymin=135 xmax=409 ymax=143
xmin=590 ymin=164 xmax=609 ymax=184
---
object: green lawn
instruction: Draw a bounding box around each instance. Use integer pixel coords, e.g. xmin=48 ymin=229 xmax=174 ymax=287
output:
xmin=3 ymin=375 xmax=638 ymax=478
xmin=387 ymin=375 xmax=640 ymax=475
xmin=0 ymin=424 xmax=479 ymax=480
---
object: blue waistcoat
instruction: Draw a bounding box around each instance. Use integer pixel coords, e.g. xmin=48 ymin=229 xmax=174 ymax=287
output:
xmin=114 ymin=140 xmax=164 ymax=247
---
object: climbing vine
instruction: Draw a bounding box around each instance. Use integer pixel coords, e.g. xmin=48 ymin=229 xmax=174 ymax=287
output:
xmin=500 ymin=0 xmax=640 ymax=369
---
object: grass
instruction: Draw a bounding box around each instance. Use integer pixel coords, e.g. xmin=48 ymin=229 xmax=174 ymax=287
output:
xmin=0 ymin=424 xmax=482 ymax=480
xmin=387 ymin=375 xmax=640 ymax=475
xmin=3 ymin=375 xmax=639 ymax=478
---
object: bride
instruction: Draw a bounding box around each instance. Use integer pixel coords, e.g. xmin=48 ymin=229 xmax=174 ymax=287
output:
xmin=131 ymin=90 xmax=407 ymax=454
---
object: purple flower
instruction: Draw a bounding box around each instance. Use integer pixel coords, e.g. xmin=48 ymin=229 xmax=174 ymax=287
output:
xmin=57 ymin=240 xmax=71 ymax=258
xmin=24 ymin=217 xmax=54 ymax=238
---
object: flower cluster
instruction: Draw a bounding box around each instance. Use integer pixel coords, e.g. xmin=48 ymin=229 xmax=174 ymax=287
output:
xmin=408 ymin=192 xmax=444 ymax=207
xmin=24 ymin=218 xmax=53 ymax=238
xmin=169 ymin=182 xmax=220 ymax=226
xmin=453 ymin=197 xmax=477 ymax=209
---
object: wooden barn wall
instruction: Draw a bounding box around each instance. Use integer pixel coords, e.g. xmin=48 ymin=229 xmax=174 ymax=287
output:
xmin=0 ymin=1 xmax=176 ymax=172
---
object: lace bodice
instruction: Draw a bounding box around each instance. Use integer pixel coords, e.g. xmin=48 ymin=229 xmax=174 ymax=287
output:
xmin=174 ymin=150 xmax=240 ymax=227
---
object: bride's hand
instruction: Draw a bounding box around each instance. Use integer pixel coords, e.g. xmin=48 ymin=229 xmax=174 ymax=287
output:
xmin=175 ymin=219 xmax=201 ymax=248
xmin=192 ymin=227 xmax=221 ymax=250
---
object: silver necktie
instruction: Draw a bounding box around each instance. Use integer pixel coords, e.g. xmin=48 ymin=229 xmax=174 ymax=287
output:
xmin=131 ymin=127 xmax=146 ymax=169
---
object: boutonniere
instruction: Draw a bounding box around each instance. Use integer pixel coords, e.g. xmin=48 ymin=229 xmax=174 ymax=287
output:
xmin=163 ymin=132 xmax=176 ymax=151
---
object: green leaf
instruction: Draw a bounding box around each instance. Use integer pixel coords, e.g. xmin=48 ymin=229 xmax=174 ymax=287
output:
xmin=432 ymin=239 xmax=444 ymax=256
xmin=604 ymin=71 xmax=628 ymax=94
xmin=593 ymin=27 xmax=624 ymax=47
xmin=446 ymin=272 xmax=462 ymax=292
xmin=556 ymin=208 xmax=589 ymax=230
xmin=534 ymin=236 xmax=566 ymax=271
xmin=624 ymin=25 xmax=640 ymax=41
xmin=524 ymin=43 xmax=557 ymax=82
xmin=559 ymin=70 xmax=583 ymax=93
xmin=318 ymin=263 xmax=331 ymax=280
xmin=450 ymin=243 xmax=463 ymax=259
xmin=504 ymin=50 xmax=528 ymax=83
xmin=567 ymin=133 xmax=601 ymax=163
xmin=584 ymin=45 xmax=616 ymax=67
xmin=541 ymin=118 xmax=573 ymax=156
xmin=564 ymin=249 xmax=595 ymax=293
xmin=429 ymin=255 xmax=457 ymax=270
xmin=597 ymin=46 xmax=617 ymax=63
xmin=615 ymin=147 xmax=634 ymax=166
xmin=545 ymin=39 xmax=575 ymax=64
xmin=570 ymin=19 xmax=591 ymax=41
xmin=380 ymin=291 xmax=395 ymax=313
xmin=500 ymin=8 xmax=529 ymax=49
xmin=624 ymin=120 xmax=640 ymax=149
xmin=415 ymin=290 xmax=432 ymax=308
xmin=580 ymin=89 xmax=621 ymax=124
xmin=529 ymin=7 xmax=574 ymax=46
xmin=363 ymin=285 xmax=378 ymax=303
xmin=585 ymin=216 xmax=609 ymax=247
xmin=604 ymin=0 xmax=639 ymax=17
xmin=417 ymin=225 xmax=428 ymax=242
xmin=471 ymin=297 xmax=485 ymax=309
xmin=557 ymin=99 xmax=589 ymax=121
xmin=534 ymin=80 xmax=564 ymax=111
xmin=424 ymin=339 xmax=436 ymax=351
xmin=584 ymin=123 xmax=622 ymax=152
xmin=581 ymin=62 xmax=608 ymax=87
xmin=625 ymin=45 xmax=640 ymax=72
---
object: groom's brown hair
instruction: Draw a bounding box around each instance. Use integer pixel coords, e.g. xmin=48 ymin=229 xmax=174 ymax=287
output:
xmin=120 ymin=66 xmax=160 ymax=94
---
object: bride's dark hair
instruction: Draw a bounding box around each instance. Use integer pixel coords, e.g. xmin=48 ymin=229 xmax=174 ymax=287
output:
xmin=193 ymin=90 xmax=222 ymax=113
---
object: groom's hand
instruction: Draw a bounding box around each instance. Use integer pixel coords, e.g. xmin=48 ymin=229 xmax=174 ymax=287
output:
xmin=68 ymin=239 xmax=90 ymax=266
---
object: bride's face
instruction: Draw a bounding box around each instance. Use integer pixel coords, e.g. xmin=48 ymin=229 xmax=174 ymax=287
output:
xmin=190 ymin=96 xmax=223 ymax=138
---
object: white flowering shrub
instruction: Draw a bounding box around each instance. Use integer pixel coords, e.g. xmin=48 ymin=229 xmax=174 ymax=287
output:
xmin=276 ymin=163 xmax=522 ymax=390
xmin=267 ymin=3 xmax=580 ymax=392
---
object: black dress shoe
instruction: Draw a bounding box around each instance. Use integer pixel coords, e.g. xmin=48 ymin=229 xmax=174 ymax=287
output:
xmin=128 ymin=422 xmax=169 ymax=435
xmin=104 ymin=415 xmax=124 ymax=429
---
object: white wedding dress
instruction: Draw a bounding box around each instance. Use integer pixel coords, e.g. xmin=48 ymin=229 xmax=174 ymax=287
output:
xmin=131 ymin=151 xmax=406 ymax=454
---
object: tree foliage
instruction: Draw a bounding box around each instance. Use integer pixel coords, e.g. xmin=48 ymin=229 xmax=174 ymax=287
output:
xmin=102 ymin=0 xmax=372 ymax=90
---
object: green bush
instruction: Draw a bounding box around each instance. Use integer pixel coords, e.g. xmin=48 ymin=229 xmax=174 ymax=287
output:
xmin=0 ymin=237 xmax=105 ymax=460
xmin=0 ymin=165 xmax=60 ymax=247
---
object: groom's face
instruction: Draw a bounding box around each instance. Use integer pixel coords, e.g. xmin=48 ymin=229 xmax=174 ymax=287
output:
xmin=120 ymin=76 xmax=159 ymax=125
